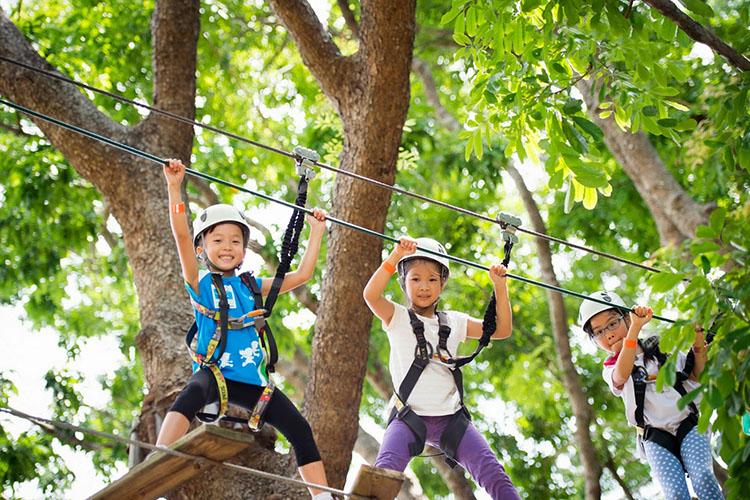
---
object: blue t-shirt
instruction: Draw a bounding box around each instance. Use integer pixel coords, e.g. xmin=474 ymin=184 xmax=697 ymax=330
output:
xmin=186 ymin=270 xmax=268 ymax=386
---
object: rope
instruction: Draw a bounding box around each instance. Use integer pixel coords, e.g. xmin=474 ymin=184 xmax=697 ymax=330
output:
xmin=0 ymin=406 xmax=363 ymax=499
xmin=0 ymin=96 xmax=675 ymax=323
xmin=0 ymin=55 xmax=660 ymax=274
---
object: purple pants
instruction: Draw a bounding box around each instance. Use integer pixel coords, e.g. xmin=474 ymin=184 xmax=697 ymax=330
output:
xmin=375 ymin=414 xmax=520 ymax=499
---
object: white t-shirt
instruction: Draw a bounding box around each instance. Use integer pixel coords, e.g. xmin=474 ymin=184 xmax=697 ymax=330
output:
xmin=383 ymin=303 xmax=469 ymax=416
xmin=603 ymin=350 xmax=701 ymax=457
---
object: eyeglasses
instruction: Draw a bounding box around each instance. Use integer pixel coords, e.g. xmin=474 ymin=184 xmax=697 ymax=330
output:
xmin=591 ymin=316 xmax=624 ymax=338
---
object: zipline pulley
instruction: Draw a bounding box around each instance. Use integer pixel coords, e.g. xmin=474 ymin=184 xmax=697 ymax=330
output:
xmin=293 ymin=146 xmax=319 ymax=182
xmin=497 ymin=212 xmax=521 ymax=267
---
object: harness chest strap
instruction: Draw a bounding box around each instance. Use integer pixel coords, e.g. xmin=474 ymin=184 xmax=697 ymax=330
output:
xmin=391 ymin=310 xmax=470 ymax=468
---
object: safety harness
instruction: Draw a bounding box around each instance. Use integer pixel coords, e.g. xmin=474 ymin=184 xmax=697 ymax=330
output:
xmin=632 ymin=336 xmax=699 ymax=470
xmin=389 ymin=214 xmax=521 ymax=468
xmin=185 ymin=147 xmax=318 ymax=431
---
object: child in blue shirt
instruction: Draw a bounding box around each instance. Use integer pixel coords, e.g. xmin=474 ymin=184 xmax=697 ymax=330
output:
xmin=157 ymin=159 xmax=332 ymax=499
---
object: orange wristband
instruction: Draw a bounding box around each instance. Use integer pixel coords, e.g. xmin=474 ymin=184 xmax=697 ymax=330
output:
xmin=624 ymin=338 xmax=637 ymax=349
xmin=382 ymin=261 xmax=396 ymax=274
xmin=172 ymin=202 xmax=185 ymax=214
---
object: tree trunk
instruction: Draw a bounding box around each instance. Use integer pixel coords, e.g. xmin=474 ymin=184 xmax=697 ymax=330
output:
xmin=269 ymin=0 xmax=417 ymax=487
xmin=506 ymin=163 xmax=603 ymax=500
xmin=1 ymin=2 xmax=309 ymax=497
xmin=577 ymin=78 xmax=712 ymax=246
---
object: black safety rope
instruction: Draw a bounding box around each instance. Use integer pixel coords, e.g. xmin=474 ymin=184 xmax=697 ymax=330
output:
xmin=0 ymin=96 xmax=676 ymax=323
xmin=0 ymin=55 xmax=660 ymax=273
xmin=265 ymin=174 xmax=309 ymax=315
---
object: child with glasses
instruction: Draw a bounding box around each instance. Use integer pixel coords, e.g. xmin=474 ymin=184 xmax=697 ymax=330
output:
xmin=579 ymin=291 xmax=723 ymax=500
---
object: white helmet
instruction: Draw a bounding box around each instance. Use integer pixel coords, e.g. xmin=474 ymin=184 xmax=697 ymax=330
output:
xmin=192 ymin=204 xmax=251 ymax=246
xmin=578 ymin=291 xmax=628 ymax=328
xmin=397 ymin=237 xmax=450 ymax=279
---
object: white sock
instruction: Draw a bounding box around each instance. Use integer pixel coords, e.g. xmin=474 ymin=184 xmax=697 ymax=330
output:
xmin=312 ymin=493 xmax=333 ymax=500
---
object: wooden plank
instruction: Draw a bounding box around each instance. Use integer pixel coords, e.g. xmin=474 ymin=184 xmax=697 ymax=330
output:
xmin=350 ymin=465 xmax=406 ymax=500
xmin=89 ymin=424 xmax=255 ymax=500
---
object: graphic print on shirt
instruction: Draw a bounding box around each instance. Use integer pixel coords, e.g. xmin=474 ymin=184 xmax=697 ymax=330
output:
xmin=219 ymin=352 xmax=234 ymax=369
xmin=212 ymin=284 xmax=238 ymax=309
xmin=240 ymin=340 xmax=262 ymax=367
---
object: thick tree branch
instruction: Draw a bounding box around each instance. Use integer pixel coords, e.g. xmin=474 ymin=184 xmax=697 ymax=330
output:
xmin=336 ymin=0 xmax=360 ymax=38
xmin=268 ymin=0 xmax=348 ymax=101
xmin=644 ymin=0 xmax=750 ymax=71
xmin=603 ymin=451 xmax=635 ymax=500
xmin=577 ymin=77 xmax=711 ymax=242
xmin=411 ymin=58 xmax=460 ymax=132
xmin=141 ymin=0 xmax=199 ymax=155
xmin=506 ymin=162 xmax=603 ymax=499
xmin=0 ymin=12 xmax=133 ymax=188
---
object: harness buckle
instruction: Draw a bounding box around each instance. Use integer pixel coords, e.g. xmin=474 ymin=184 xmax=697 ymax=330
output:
xmin=413 ymin=342 xmax=433 ymax=364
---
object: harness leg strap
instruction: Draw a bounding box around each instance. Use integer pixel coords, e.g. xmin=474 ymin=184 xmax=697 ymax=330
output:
xmin=388 ymin=405 xmax=427 ymax=457
xmin=439 ymin=409 xmax=471 ymax=469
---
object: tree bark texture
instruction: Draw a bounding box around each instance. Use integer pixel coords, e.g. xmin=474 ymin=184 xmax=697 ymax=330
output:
xmin=577 ymin=78 xmax=711 ymax=246
xmin=1 ymin=2 xmax=309 ymax=497
xmin=269 ymin=0 xmax=417 ymax=487
xmin=506 ymin=164 xmax=604 ymax=500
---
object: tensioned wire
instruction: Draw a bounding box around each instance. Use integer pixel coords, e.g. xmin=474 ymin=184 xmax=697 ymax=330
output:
xmin=0 ymin=406 xmax=363 ymax=498
xmin=0 ymin=96 xmax=675 ymax=323
xmin=0 ymin=55 xmax=661 ymax=273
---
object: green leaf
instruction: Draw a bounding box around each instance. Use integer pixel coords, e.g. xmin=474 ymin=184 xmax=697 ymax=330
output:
xmin=681 ymin=0 xmax=715 ymax=18
xmin=464 ymin=133 xmax=474 ymax=161
xmin=440 ymin=5 xmax=461 ymax=25
xmin=562 ymin=119 xmax=588 ymax=154
xmin=691 ymin=240 xmax=721 ymax=255
xmin=700 ymin=255 xmax=711 ymax=275
xmin=737 ymin=147 xmax=750 ymax=173
xmin=564 ymin=183 xmax=574 ymax=213
xmin=657 ymin=118 xmax=678 ymax=128
xmin=649 ymin=271 xmax=684 ymax=293
xmin=466 ymin=6 xmax=477 ymax=37
xmin=652 ymin=86 xmax=680 ymax=97
xmin=709 ymin=207 xmax=727 ymax=234
xmin=665 ymin=100 xmax=690 ymax=112
xmin=563 ymin=98 xmax=582 ymax=115
xmin=567 ymin=161 xmax=609 ymax=188
xmin=453 ymin=32 xmax=471 ymax=46
xmin=614 ymin=105 xmax=630 ymax=129
xmin=642 ymin=105 xmax=658 ymax=117
xmin=572 ymin=116 xmax=603 ymax=141
xmin=582 ymin=187 xmax=597 ymax=209
xmin=473 ymin=129 xmax=483 ymax=160
xmin=675 ymin=118 xmax=697 ymax=131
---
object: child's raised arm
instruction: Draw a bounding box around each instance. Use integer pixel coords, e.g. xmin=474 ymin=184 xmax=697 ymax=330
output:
xmin=467 ymin=264 xmax=512 ymax=340
xmin=260 ymin=208 xmax=327 ymax=296
xmin=163 ymin=159 xmax=199 ymax=292
xmin=363 ymin=237 xmax=417 ymax=325
xmin=611 ymin=305 xmax=652 ymax=388
xmin=689 ymin=325 xmax=707 ymax=381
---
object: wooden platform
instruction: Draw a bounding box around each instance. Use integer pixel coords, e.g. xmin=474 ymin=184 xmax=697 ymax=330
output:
xmin=89 ymin=424 xmax=255 ymax=500
xmin=350 ymin=465 xmax=406 ymax=500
